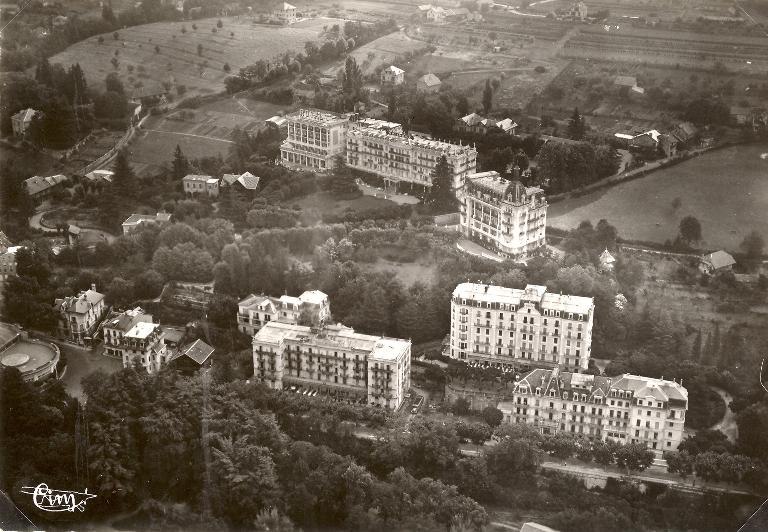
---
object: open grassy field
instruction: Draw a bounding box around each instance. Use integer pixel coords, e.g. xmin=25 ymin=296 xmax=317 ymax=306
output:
xmin=48 ymin=16 xmax=342 ymax=98
xmin=127 ymin=97 xmax=289 ymax=175
xmin=363 ymin=256 xmax=437 ymax=286
xmin=548 ymin=143 xmax=768 ymax=252
xmin=531 ymin=59 xmax=768 ymax=132
xmin=292 ymin=191 xmax=399 ymax=217
xmin=309 ymin=0 xmax=421 ymax=22
xmin=324 ymin=31 xmax=426 ymax=77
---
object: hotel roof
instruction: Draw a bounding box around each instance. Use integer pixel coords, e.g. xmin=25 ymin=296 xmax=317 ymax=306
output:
xmin=299 ymin=290 xmax=328 ymax=305
xmin=383 ymin=65 xmax=404 ymax=75
xmin=453 ymin=283 xmax=594 ymax=314
xmin=288 ymin=108 xmax=350 ymax=127
xmin=254 ymin=321 xmax=409 ymax=361
xmin=348 ymin=127 xmax=474 ymax=155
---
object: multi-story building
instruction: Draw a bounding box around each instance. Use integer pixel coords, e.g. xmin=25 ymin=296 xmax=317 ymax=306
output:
xmin=381 ymin=65 xmax=405 ymax=86
xmin=0 ymin=246 xmax=22 ymax=281
xmin=346 ymin=123 xmax=477 ymax=192
xmin=54 ymin=285 xmax=107 ymax=345
xmin=503 ymin=368 xmax=688 ymax=452
xmin=183 ymin=174 xmax=219 ymax=197
xmin=252 ymin=321 xmax=411 ymax=410
xmin=237 ymin=290 xmax=331 ymax=336
xmin=448 ymin=283 xmax=594 ymax=372
xmin=280 ymin=109 xmax=351 ymax=171
xmin=120 ymin=321 xmax=169 ymax=373
xmin=103 ymin=307 xmax=154 ymax=357
xmin=459 ymin=170 xmax=547 ymax=260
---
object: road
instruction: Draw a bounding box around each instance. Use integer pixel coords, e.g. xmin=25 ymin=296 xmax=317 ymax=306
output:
xmin=710 ymin=386 xmax=738 ymax=443
xmin=57 ymin=341 xmax=123 ymax=398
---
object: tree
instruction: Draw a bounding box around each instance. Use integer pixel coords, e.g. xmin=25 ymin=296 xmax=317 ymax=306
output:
xmin=666 ymin=450 xmax=694 ymax=478
xmin=567 ymin=107 xmax=585 ymax=140
xmin=105 ymin=72 xmax=124 ymax=95
xmin=481 ymin=79 xmax=493 ymax=114
xmin=451 ymin=397 xmax=471 ymax=416
xmin=740 ymin=230 xmax=764 ymax=265
xmin=615 ymin=442 xmax=653 ymax=474
xmin=172 ymin=144 xmax=189 ymax=179
xmin=671 ymin=197 xmax=682 ymax=211
xmin=423 ymin=155 xmax=456 ymax=213
xmin=679 ymin=216 xmax=702 ymax=244
xmin=456 ymin=95 xmax=469 ymax=117
xmin=102 ymin=2 xmax=117 ymax=24
xmin=482 ymin=406 xmax=503 ymax=427
xmin=112 ymin=149 xmax=137 ymax=199
xmin=110 ymin=57 xmax=119 ymax=70
xmin=197 ymin=43 xmax=203 ymax=56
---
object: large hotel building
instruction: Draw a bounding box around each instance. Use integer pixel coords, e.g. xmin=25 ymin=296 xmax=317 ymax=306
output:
xmin=345 ymin=121 xmax=477 ymax=192
xmin=449 ymin=283 xmax=594 ymax=372
xmin=460 ymin=170 xmax=547 ymax=261
xmin=252 ymin=321 xmax=411 ymax=410
xmin=280 ymin=109 xmax=350 ymax=171
xmin=280 ymin=109 xmax=476 ymax=191
xmin=502 ymin=368 xmax=688 ymax=452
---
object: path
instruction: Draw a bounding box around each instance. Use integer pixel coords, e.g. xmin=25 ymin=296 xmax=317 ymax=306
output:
xmin=29 ymin=209 xmax=58 ymax=233
xmin=710 ymin=386 xmax=738 ymax=443
xmin=141 ymin=128 xmax=235 ymax=144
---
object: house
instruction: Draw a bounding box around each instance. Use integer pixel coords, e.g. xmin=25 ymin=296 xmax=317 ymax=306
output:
xmin=23 ymin=175 xmax=67 ymax=203
xmin=457 ymin=113 xmax=485 ymax=134
xmin=381 ymin=65 xmax=405 ymax=86
xmin=84 ymin=169 xmax=114 ymax=183
xmin=221 ymin=171 xmax=260 ymax=195
xmin=0 ymin=246 xmax=22 ymax=281
xmin=699 ymin=250 xmax=736 ymax=275
xmin=629 ymin=130 xmax=661 ymax=155
xmin=122 ymin=212 xmax=172 ymax=235
xmin=418 ymin=5 xmax=449 ymax=22
xmin=670 ymin=122 xmax=698 ymax=148
xmin=416 ymin=73 xmax=442 ymax=93
xmin=614 ymin=75 xmax=637 ymax=88
xmin=183 ymin=174 xmax=219 ymax=197
xmin=54 ymin=284 xmax=107 ymax=345
xmin=11 ymin=108 xmax=40 ymax=138
xmin=237 ymin=290 xmax=331 ymax=336
xmin=170 ymin=339 xmax=214 ymax=374
xmin=599 ymin=249 xmax=616 ymax=272
xmin=265 ymin=115 xmax=288 ymax=133
xmin=496 ymin=118 xmax=518 ymax=135
xmin=120 ymin=322 xmax=169 ymax=373
xmin=658 ymin=134 xmax=678 ymax=158
xmin=273 ymin=2 xmax=297 ymax=24
xmin=558 ymin=1 xmax=587 ymax=21
xmin=103 ymin=307 xmax=154 ymax=358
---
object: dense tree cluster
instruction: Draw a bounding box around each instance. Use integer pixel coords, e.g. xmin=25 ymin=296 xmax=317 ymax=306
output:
xmin=536 ymin=140 xmax=620 ymax=193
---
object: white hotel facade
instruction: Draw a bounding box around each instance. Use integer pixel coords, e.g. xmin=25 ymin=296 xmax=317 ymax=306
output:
xmin=252 ymin=321 xmax=411 ymax=410
xmin=280 ymin=109 xmax=476 ymax=191
xmin=503 ymin=368 xmax=688 ymax=452
xmin=280 ymin=109 xmax=350 ymax=171
xmin=449 ymin=283 xmax=594 ymax=372
xmin=460 ymin=170 xmax=547 ymax=261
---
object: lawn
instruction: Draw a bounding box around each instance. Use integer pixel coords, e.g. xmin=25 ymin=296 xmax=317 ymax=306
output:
xmin=48 ymin=16 xmax=342 ymax=98
xmin=292 ymin=191 xmax=399 ymax=216
xmin=363 ymin=256 xmax=438 ymax=286
xmin=127 ymin=97 xmax=289 ymax=174
xmin=324 ymin=31 xmax=427 ymax=77
xmin=548 ymin=143 xmax=768 ymax=252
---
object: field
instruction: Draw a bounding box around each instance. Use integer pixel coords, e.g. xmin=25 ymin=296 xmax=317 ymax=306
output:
xmin=324 ymin=31 xmax=427 ymax=78
xmin=548 ymin=143 xmax=768 ymax=252
xmin=364 ymin=256 xmax=438 ymax=286
xmin=532 ymin=59 xmax=768 ymax=132
xmin=127 ymin=98 xmax=289 ymax=175
xmin=308 ymin=0 xmax=422 ymax=22
xmin=48 ymin=16 xmax=342 ymax=98
xmin=292 ymin=191 xmax=399 ymax=220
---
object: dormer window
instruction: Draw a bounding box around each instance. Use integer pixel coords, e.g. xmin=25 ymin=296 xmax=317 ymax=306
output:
xmin=535 ymin=387 xmax=541 ymax=396
xmin=563 ymin=392 xmax=568 ymax=400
